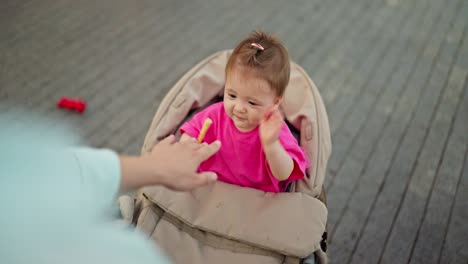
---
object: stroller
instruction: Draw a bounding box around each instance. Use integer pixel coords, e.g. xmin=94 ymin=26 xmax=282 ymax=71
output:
xmin=118 ymin=50 xmax=332 ymax=264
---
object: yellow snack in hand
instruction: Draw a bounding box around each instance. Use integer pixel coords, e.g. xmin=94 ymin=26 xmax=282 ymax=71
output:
xmin=197 ymin=118 xmax=213 ymax=143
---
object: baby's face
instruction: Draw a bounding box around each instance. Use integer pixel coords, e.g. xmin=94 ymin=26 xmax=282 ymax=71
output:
xmin=224 ymin=68 xmax=280 ymax=132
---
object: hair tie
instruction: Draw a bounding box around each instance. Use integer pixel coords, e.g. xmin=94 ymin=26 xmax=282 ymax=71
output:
xmin=250 ymin=43 xmax=264 ymax=51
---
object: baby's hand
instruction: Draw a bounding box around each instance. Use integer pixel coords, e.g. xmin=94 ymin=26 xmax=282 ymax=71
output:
xmin=260 ymin=106 xmax=283 ymax=147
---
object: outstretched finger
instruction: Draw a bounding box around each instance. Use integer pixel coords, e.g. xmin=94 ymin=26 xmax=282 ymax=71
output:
xmin=180 ymin=139 xmax=204 ymax=151
xmin=195 ymin=140 xmax=221 ymax=163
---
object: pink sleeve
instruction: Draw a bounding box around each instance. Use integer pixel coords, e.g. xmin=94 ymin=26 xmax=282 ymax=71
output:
xmin=279 ymin=124 xmax=308 ymax=181
xmin=179 ymin=106 xmax=217 ymax=140
xmin=180 ymin=113 xmax=202 ymax=138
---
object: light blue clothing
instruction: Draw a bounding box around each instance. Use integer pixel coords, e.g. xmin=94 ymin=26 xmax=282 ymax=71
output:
xmin=0 ymin=112 xmax=169 ymax=264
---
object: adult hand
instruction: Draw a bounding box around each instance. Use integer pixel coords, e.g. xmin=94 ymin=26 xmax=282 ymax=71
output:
xmin=149 ymin=135 xmax=221 ymax=191
xmin=119 ymin=135 xmax=221 ymax=193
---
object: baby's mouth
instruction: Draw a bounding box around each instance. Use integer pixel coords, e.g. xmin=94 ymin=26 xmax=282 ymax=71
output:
xmin=234 ymin=114 xmax=246 ymax=121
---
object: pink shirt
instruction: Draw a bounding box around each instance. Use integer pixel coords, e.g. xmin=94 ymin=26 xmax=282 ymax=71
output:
xmin=180 ymin=102 xmax=307 ymax=193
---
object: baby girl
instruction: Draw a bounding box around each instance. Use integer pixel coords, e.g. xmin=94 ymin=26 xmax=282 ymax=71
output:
xmin=180 ymin=31 xmax=307 ymax=193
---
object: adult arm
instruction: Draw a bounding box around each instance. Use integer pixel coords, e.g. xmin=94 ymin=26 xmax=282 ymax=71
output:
xmin=119 ymin=135 xmax=221 ymax=193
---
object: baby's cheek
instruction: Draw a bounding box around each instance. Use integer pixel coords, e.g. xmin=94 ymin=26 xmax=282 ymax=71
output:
xmin=223 ymin=100 xmax=231 ymax=111
xmin=250 ymin=114 xmax=262 ymax=125
xmin=256 ymin=110 xmax=266 ymax=121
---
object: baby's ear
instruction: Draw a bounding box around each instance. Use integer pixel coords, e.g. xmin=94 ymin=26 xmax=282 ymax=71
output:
xmin=274 ymin=97 xmax=282 ymax=106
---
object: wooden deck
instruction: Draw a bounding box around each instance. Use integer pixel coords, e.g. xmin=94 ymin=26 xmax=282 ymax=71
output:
xmin=1 ymin=0 xmax=467 ymax=263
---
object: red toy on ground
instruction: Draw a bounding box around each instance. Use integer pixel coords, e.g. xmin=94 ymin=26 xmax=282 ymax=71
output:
xmin=57 ymin=97 xmax=86 ymax=113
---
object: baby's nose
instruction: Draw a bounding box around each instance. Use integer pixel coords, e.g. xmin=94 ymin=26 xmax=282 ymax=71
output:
xmin=235 ymin=103 xmax=246 ymax=112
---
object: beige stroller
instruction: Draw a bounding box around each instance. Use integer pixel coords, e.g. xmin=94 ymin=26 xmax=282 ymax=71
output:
xmin=119 ymin=50 xmax=332 ymax=264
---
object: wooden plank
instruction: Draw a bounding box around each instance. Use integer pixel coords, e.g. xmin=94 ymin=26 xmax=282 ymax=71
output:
xmin=3 ymin=0 xmax=101 ymax=102
xmin=409 ymin=20 xmax=468 ymax=264
xmin=326 ymin=0 xmax=425 ymax=238
xmin=349 ymin=1 xmax=466 ymax=263
xmin=297 ymin=0 xmax=376 ymax=86
xmin=326 ymin=1 xmax=444 ymax=263
xmin=328 ymin=0 xmax=450 ymax=263
xmin=297 ymin=0 xmax=370 ymax=69
xmin=439 ymin=150 xmax=468 ymax=263
xmin=35 ymin=0 xmax=179 ymax=109
xmin=1 ymin=0 xmax=74 ymax=50
xmin=279 ymin=0 xmax=349 ymax=61
xmin=301 ymin=0 xmax=384 ymax=103
xmin=40 ymin=0 xmax=206 ymax=112
xmin=409 ymin=74 xmax=467 ymax=264
xmin=71 ymin=0 xmax=237 ymax=143
xmin=271 ymin=0 xmax=332 ymax=60
xmin=14 ymin=0 xmax=176 ymax=111
xmin=380 ymin=6 xmax=467 ymax=262
xmin=323 ymin=0 xmax=421 ymax=182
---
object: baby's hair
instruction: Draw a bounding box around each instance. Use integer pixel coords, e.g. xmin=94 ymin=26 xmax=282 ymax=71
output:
xmin=225 ymin=30 xmax=290 ymax=97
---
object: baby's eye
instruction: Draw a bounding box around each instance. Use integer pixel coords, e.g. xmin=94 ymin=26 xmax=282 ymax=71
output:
xmin=248 ymin=101 xmax=257 ymax=106
xmin=228 ymin=94 xmax=236 ymax=99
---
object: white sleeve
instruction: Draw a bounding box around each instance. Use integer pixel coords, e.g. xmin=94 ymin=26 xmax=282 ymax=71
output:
xmin=70 ymin=147 xmax=121 ymax=211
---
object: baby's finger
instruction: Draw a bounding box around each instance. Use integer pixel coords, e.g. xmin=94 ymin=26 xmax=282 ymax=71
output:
xmin=271 ymin=109 xmax=283 ymax=121
xmin=263 ymin=109 xmax=273 ymax=120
